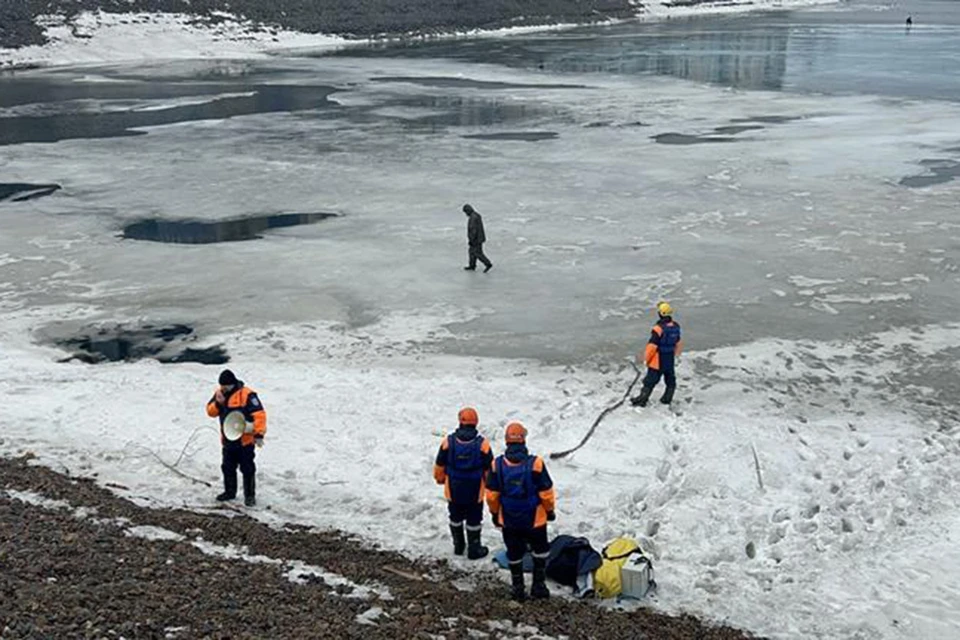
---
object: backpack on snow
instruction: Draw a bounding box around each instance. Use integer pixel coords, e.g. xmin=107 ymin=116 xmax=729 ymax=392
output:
xmin=593 ymin=537 xmax=655 ymax=599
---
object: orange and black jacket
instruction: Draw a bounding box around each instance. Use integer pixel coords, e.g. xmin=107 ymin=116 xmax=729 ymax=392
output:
xmin=643 ymin=316 xmax=683 ymax=372
xmin=434 ymin=427 xmax=493 ymax=504
xmin=206 ymin=381 xmax=266 ymax=446
xmin=486 ymin=444 xmax=556 ymax=530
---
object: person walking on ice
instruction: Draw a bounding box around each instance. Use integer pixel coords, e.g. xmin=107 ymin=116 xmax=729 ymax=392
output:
xmin=433 ymin=407 xmax=493 ymax=559
xmin=463 ymin=203 xmax=493 ymax=273
xmin=631 ymin=301 xmax=683 ymax=407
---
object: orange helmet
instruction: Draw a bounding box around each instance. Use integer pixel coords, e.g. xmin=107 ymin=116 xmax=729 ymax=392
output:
xmin=458 ymin=407 xmax=479 ymax=426
xmin=505 ymin=422 xmax=527 ymax=444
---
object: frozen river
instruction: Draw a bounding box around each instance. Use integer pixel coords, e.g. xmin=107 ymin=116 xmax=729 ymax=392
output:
xmin=2 ymin=2 xmax=960 ymax=639
xmin=1 ymin=0 xmax=958 ymax=364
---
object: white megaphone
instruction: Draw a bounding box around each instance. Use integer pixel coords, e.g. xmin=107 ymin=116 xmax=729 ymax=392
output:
xmin=222 ymin=411 xmax=253 ymax=441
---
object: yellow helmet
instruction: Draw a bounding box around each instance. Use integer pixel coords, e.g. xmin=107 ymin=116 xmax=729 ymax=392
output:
xmin=657 ymin=301 xmax=673 ymax=316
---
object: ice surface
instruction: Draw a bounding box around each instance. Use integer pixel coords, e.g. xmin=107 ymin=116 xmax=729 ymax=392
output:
xmin=1 ymin=50 xmax=958 ymax=360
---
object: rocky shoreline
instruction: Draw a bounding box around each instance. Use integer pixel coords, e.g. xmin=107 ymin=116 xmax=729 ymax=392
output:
xmin=0 ymin=0 xmax=638 ymax=51
xmin=0 ymin=454 xmax=758 ymax=639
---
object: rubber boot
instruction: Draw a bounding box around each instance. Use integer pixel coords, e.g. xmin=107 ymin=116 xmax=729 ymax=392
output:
xmin=530 ymin=557 xmax=550 ymax=599
xmin=509 ymin=563 xmax=526 ymax=602
xmin=660 ymin=386 xmax=675 ymax=405
xmin=450 ymin=523 xmax=466 ymax=556
xmin=216 ymin=472 xmax=237 ymax=502
xmin=631 ymin=385 xmax=652 ymax=407
xmin=466 ymin=528 xmax=489 ymax=560
xmin=243 ymin=474 xmax=256 ymax=507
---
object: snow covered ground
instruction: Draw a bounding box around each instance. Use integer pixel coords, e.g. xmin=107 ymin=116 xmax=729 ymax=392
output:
xmin=0 ymin=12 xmax=347 ymax=69
xmin=1 ymin=304 xmax=959 ymax=639
xmin=2 ymin=1 xmax=960 ymax=638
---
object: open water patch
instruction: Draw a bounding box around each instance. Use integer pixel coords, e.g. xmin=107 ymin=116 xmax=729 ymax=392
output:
xmin=713 ymin=125 xmax=765 ymax=135
xmin=900 ymin=159 xmax=960 ymax=188
xmin=730 ymin=115 xmax=805 ymax=125
xmin=52 ymin=323 xmax=228 ymax=365
xmin=462 ymin=132 xmax=558 ymax=142
xmin=370 ymin=76 xmax=588 ymax=90
xmin=0 ymin=183 xmax=61 ymax=202
xmin=0 ymin=84 xmax=338 ymax=146
xmin=122 ymin=212 xmax=339 ymax=244
xmin=652 ymin=115 xmax=810 ymax=145
xmin=652 ymin=132 xmax=738 ymax=145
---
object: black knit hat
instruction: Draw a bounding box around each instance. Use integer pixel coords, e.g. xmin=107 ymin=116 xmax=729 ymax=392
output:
xmin=462 ymin=204 xmax=474 ymax=214
xmin=218 ymin=369 xmax=238 ymax=385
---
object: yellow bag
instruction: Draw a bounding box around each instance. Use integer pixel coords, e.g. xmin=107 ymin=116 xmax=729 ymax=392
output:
xmin=594 ymin=537 xmax=644 ymax=599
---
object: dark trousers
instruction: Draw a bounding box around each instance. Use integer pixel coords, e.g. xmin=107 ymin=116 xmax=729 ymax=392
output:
xmin=468 ymin=244 xmax=492 ymax=269
xmin=644 ymin=367 xmax=676 ymax=391
xmin=448 ymin=501 xmax=484 ymax=528
xmin=222 ymin=441 xmax=256 ymax=482
xmin=503 ymin=525 xmax=550 ymax=563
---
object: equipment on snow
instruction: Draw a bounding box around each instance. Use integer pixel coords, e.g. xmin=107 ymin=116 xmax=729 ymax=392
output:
xmin=620 ymin=554 xmax=654 ymax=599
xmin=594 ymin=537 xmax=655 ymax=599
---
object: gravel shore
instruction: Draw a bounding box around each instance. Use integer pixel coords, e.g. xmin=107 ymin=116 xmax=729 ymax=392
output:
xmin=0 ymin=455 xmax=758 ymax=639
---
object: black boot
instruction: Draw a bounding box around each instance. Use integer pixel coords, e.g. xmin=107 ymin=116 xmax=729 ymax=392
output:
xmin=530 ymin=557 xmax=550 ymax=599
xmin=631 ymin=385 xmax=653 ymax=407
xmin=509 ymin=563 xmax=526 ymax=602
xmin=242 ymin=474 xmax=256 ymax=507
xmin=450 ymin=523 xmax=466 ymax=556
xmin=660 ymin=386 xmax=675 ymax=405
xmin=466 ymin=527 xmax=489 ymax=560
xmin=216 ymin=472 xmax=237 ymax=502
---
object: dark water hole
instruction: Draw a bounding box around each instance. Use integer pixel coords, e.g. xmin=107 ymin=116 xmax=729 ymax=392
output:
xmin=55 ymin=324 xmax=228 ymax=365
xmin=122 ymin=212 xmax=339 ymax=244
xmin=0 ymin=183 xmax=61 ymax=202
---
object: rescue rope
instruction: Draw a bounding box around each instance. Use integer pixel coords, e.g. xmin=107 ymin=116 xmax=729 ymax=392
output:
xmin=136 ymin=426 xmax=216 ymax=488
xmin=549 ymin=361 xmax=643 ymax=460
xmin=141 ymin=446 xmax=214 ymax=488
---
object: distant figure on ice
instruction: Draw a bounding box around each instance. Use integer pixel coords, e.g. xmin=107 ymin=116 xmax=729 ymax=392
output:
xmin=433 ymin=407 xmax=493 ymax=560
xmin=463 ymin=203 xmax=493 ymax=273
xmin=206 ymin=369 xmax=266 ymax=506
xmin=630 ymin=301 xmax=683 ymax=407
xmin=906 ymin=15 xmax=913 ymax=27
xmin=486 ymin=422 xmax=556 ymax=601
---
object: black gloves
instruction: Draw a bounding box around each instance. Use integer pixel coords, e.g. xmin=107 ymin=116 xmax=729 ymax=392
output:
xmin=547 ymin=511 xmax=556 ymax=522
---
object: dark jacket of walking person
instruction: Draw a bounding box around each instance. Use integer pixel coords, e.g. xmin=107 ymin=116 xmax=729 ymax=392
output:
xmin=631 ymin=301 xmax=683 ymax=407
xmin=433 ymin=407 xmax=494 ymax=559
xmin=206 ymin=369 xmax=266 ymax=506
xmin=486 ymin=422 xmax=556 ymax=601
xmin=463 ymin=203 xmax=493 ymax=272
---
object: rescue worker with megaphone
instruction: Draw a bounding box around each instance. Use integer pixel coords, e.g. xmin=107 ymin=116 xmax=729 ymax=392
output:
xmin=486 ymin=422 xmax=556 ymax=601
xmin=433 ymin=407 xmax=494 ymax=559
xmin=206 ymin=369 xmax=267 ymax=506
